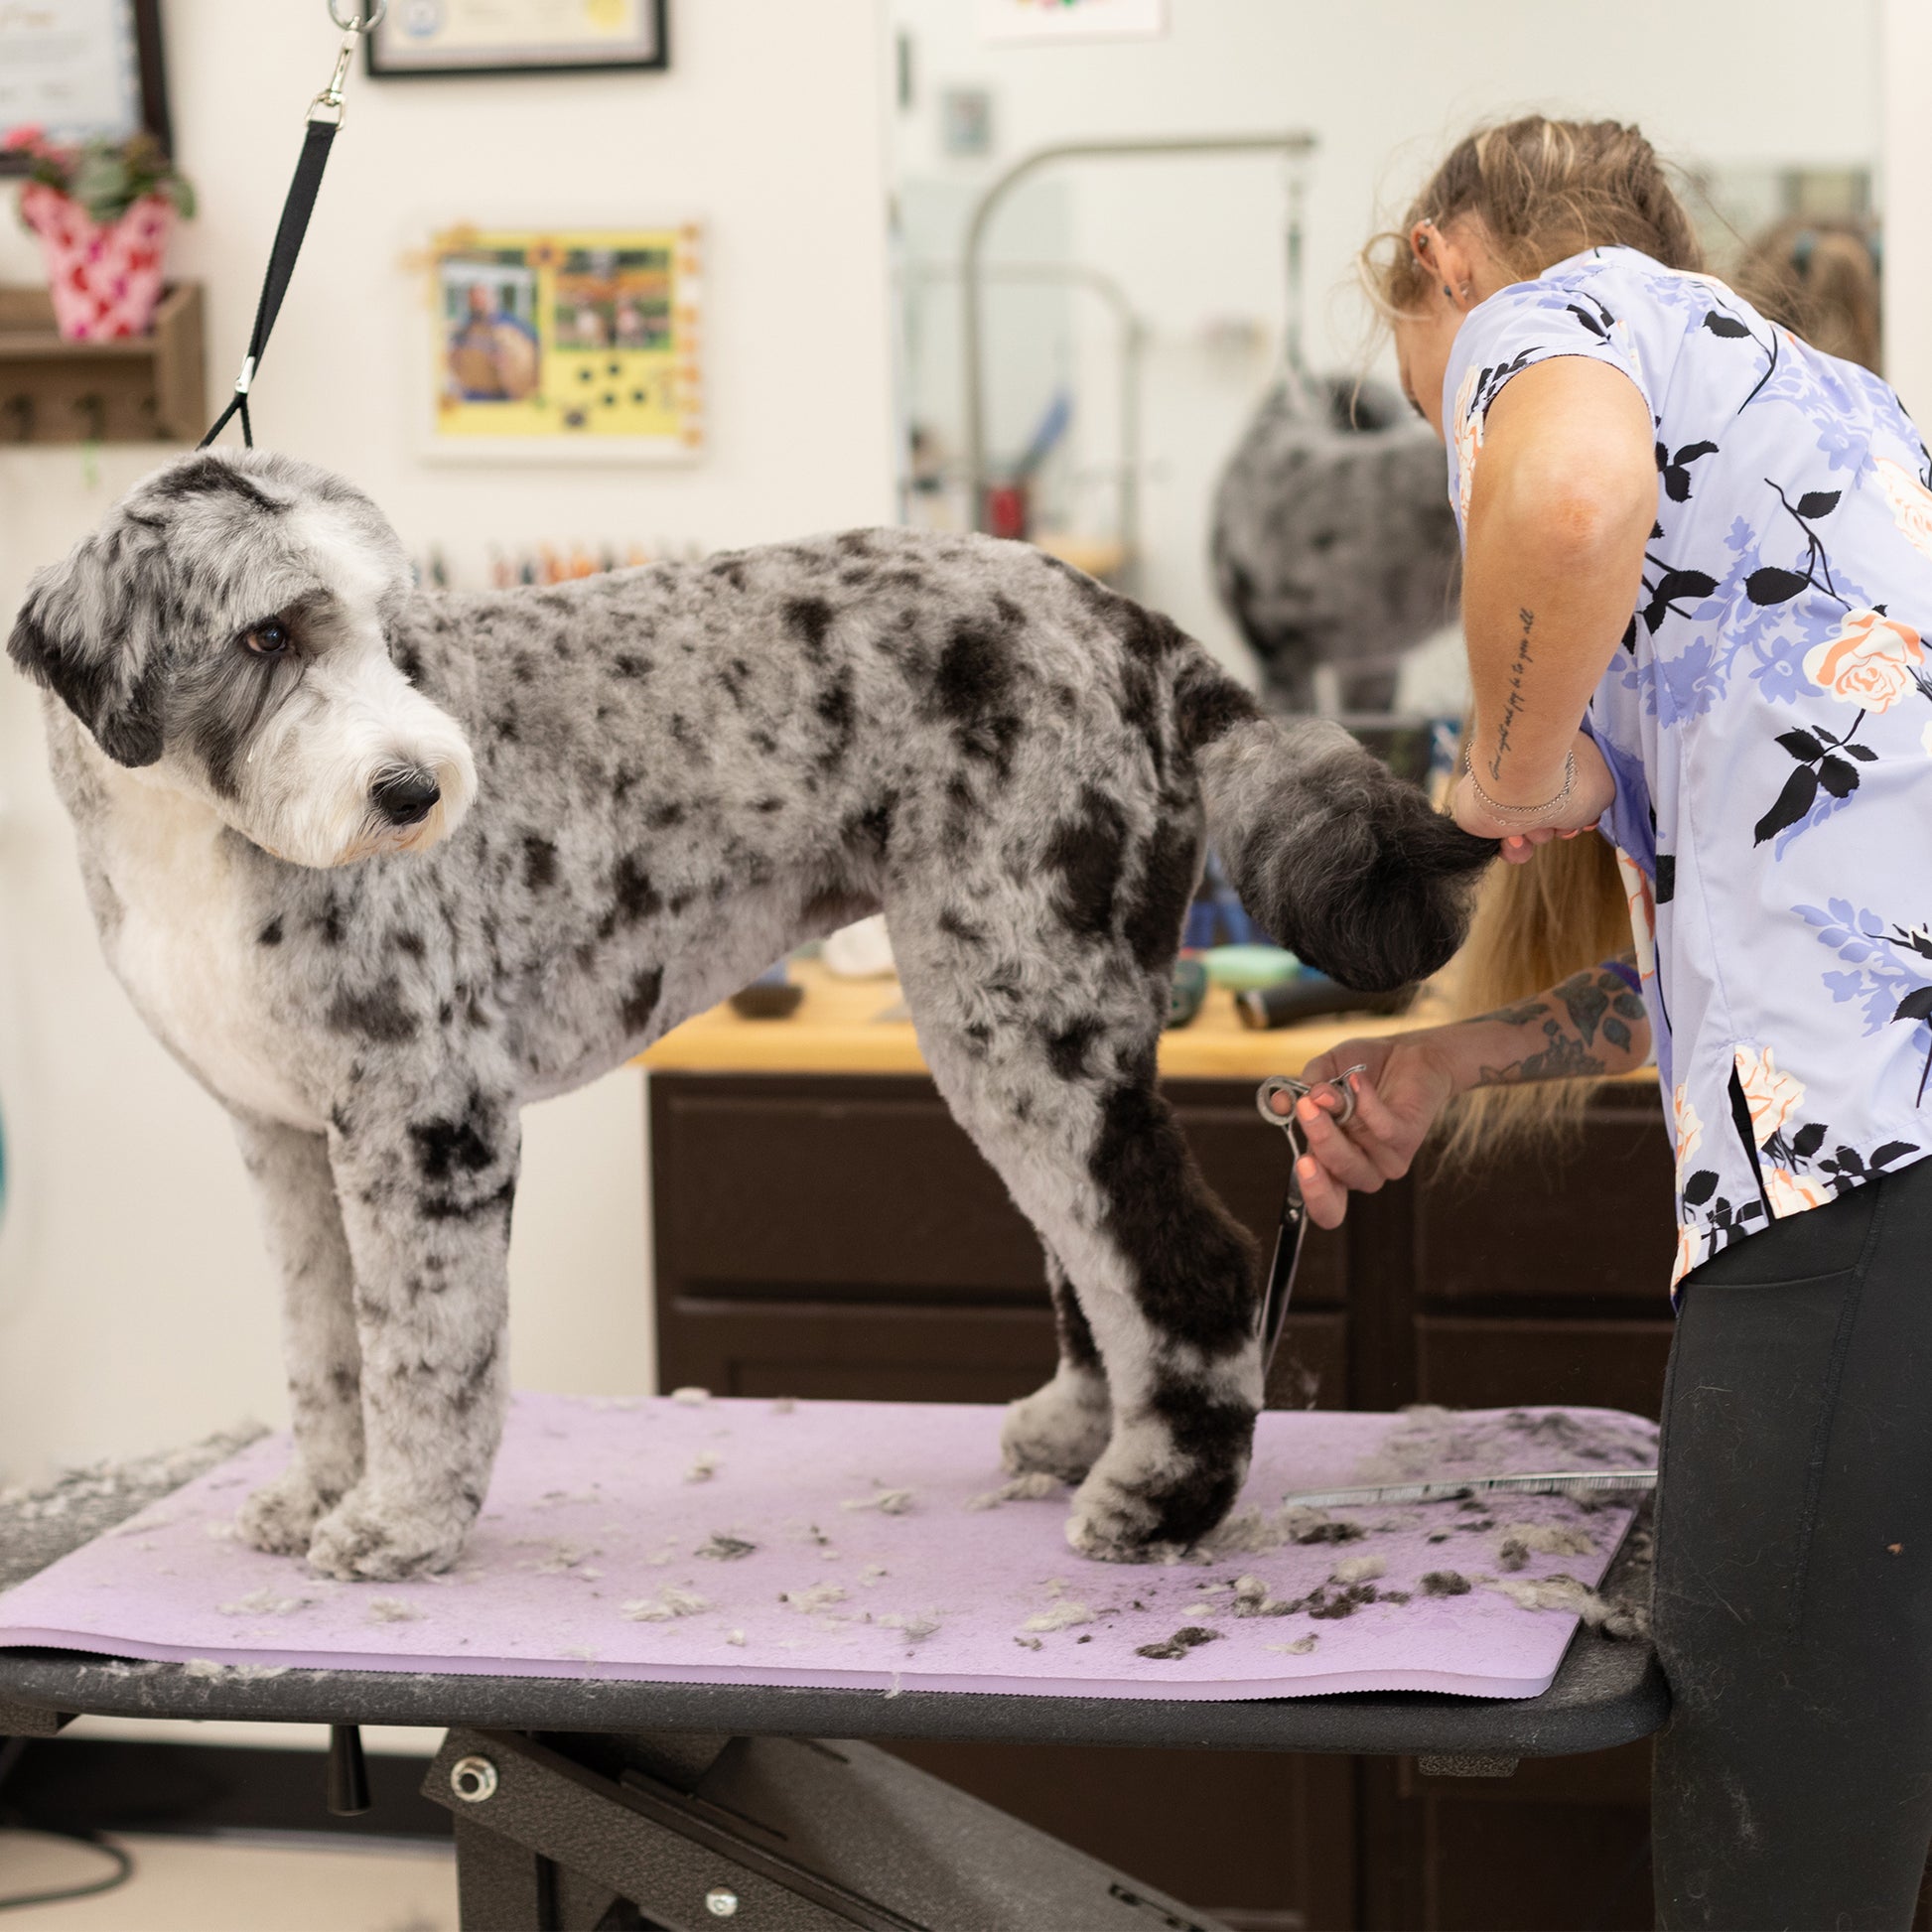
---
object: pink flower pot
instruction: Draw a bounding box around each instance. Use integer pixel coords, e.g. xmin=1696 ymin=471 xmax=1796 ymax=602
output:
xmin=20 ymin=183 xmax=174 ymax=342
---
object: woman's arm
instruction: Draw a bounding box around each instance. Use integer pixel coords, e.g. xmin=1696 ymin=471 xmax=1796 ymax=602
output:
xmin=1274 ymin=953 xmax=1651 ymax=1228
xmin=1453 ymin=357 xmax=1656 ymax=838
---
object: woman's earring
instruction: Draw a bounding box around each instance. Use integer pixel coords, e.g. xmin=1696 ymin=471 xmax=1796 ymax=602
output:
xmin=1442 ymin=285 xmax=1454 ymax=298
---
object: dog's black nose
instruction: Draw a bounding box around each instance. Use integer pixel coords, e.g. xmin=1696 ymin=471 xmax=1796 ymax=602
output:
xmin=371 ymin=769 xmax=442 ymax=826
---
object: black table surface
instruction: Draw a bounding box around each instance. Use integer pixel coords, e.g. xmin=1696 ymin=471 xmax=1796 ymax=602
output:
xmin=0 ymin=1432 xmax=1668 ymax=1757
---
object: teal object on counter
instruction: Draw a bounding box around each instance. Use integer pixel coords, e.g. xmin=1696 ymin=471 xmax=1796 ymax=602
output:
xmin=1201 ymin=944 xmax=1301 ymax=992
xmin=1167 ymin=957 xmax=1208 ymax=1029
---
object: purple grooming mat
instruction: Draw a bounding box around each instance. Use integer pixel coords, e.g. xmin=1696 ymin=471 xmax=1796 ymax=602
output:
xmin=0 ymin=1395 xmax=1654 ymax=1701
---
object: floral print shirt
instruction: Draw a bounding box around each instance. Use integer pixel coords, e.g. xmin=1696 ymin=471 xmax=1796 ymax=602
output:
xmin=1445 ymin=245 xmax=1932 ymax=1294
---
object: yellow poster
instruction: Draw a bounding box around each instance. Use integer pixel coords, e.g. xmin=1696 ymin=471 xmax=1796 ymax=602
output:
xmin=430 ymin=225 xmax=703 ymax=454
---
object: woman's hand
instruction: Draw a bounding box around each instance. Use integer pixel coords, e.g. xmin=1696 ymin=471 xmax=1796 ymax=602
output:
xmin=1266 ymin=1034 xmax=1459 ymax=1229
xmin=1450 ymin=730 xmax=1615 ymax=865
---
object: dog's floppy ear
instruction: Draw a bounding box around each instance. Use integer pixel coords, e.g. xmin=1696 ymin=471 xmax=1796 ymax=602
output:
xmin=7 ymin=532 xmax=169 ymax=768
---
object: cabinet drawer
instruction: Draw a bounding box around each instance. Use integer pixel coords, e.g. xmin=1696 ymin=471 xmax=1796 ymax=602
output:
xmin=660 ymin=1296 xmax=1348 ymax=1413
xmin=1417 ymin=1315 xmax=1674 ymax=1420
xmin=651 ymin=1073 xmax=1343 ymax=1307
xmin=1413 ymin=1092 xmax=1675 ymax=1307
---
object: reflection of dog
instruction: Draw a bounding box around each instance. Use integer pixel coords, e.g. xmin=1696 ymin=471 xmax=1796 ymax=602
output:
xmin=9 ymin=450 xmax=1493 ymax=1581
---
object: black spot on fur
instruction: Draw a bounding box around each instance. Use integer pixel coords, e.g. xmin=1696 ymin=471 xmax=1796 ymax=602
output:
xmin=937 ymin=906 xmax=985 ymax=946
xmin=784 ymin=597 xmax=835 ymax=663
xmin=755 ymin=795 xmax=783 ymax=814
xmin=611 ymin=853 xmax=662 ymax=925
xmin=494 ymin=712 xmax=519 ymax=743
xmin=1421 ymin=1571 xmax=1472 ymax=1597
xmin=815 ymin=665 xmax=856 ymax=770
xmin=1046 ymin=1017 xmax=1104 ymax=1081
xmin=930 ymin=621 xmax=1025 ymax=773
xmin=1048 ymin=1270 xmax=1101 ymax=1372
xmin=1123 ymin=819 xmax=1201 ymax=973
xmin=393 ymin=642 xmax=425 ymax=686
xmin=646 ymin=800 xmax=685 ymax=830
xmin=621 ymin=966 xmax=663 ymax=1035
xmin=1173 ymin=658 xmax=1260 ymax=753
xmin=392 ymin=928 xmax=426 ymax=958
xmin=257 ymin=917 xmax=283 ymax=946
xmin=409 ymin=1090 xmax=497 ymax=1183
xmin=719 ymin=658 xmax=752 ymax=708
xmin=1142 ymin=1384 xmax=1257 ymax=1545
xmin=842 ymin=790 xmax=896 ymax=858
xmin=329 ymin=1103 xmax=353 ymax=1141
xmin=1089 ymin=1050 xmax=1258 ymax=1355
xmin=150 ymin=455 xmax=284 ymax=513
xmin=613 ymin=652 xmax=650 ymax=679
xmin=1044 ymin=786 xmax=1128 ymax=939
xmin=708 ymin=556 xmax=747 ymax=591
xmin=326 ymin=983 xmax=418 ymax=1044
xmin=419 ymin=1175 xmax=514 ymax=1224
xmin=522 ymin=836 xmax=558 ymax=892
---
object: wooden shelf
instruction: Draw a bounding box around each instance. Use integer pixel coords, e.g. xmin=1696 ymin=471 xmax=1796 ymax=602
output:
xmin=0 ymin=283 xmax=207 ymax=444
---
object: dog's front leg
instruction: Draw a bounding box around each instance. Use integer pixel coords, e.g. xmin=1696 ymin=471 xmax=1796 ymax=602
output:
xmin=231 ymin=1115 xmax=366 ymax=1557
xmin=303 ymin=1091 xmax=520 ymax=1582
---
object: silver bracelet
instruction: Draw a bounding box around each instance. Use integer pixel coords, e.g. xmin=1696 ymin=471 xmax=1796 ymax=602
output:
xmin=1462 ymin=746 xmax=1577 ymax=821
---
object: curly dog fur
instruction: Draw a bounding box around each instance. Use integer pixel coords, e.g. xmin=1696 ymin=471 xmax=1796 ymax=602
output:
xmin=8 ymin=449 xmax=1494 ymax=1580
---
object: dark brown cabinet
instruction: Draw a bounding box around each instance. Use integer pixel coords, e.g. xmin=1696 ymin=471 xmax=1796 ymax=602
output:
xmin=650 ymin=1070 xmax=1676 ymax=1930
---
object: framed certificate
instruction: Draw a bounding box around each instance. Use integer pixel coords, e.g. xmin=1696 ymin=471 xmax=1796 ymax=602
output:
xmin=0 ymin=0 xmax=173 ymax=169
xmin=421 ymin=223 xmax=703 ymax=464
xmin=369 ymin=0 xmax=668 ymax=78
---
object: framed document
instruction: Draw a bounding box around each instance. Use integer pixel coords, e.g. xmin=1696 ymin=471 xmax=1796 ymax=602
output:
xmin=421 ymin=223 xmax=703 ymax=464
xmin=0 ymin=0 xmax=173 ymax=169
xmin=369 ymin=0 xmax=668 ymax=78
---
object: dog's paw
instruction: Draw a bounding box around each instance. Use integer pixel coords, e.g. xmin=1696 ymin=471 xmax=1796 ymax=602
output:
xmin=235 ymin=1470 xmax=336 ymax=1557
xmin=1001 ymin=1373 xmax=1111 ymax=1482
xmin=1063 ymin=1465 xmax=1182 ymax=1564
xmin=1063 ymin=1422 xmax=1251 ymax=1563
xmin=305 ymin=1492 xmax=468 ymax=1582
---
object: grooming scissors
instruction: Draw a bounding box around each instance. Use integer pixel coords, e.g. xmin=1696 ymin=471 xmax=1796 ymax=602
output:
xmin=1251 ymin=1064 xmax=1368 ymax=1374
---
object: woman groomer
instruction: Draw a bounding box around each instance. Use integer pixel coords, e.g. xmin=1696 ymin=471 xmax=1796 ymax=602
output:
xmin=1295 ymin=117 xmax=1932 ymax=1927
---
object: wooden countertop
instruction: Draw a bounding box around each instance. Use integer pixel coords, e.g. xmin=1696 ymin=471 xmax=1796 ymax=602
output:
xmin=639 ymin=958 xmax=1426 ymax=1081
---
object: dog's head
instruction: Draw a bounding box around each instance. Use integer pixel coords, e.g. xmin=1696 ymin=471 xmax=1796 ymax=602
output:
xmin=7 ymin=448 xmax=477 ymax=868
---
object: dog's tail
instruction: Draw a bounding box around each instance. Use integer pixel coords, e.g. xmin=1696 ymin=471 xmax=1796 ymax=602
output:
xmin=1178 ymin=656 xmax=1498 ymax=992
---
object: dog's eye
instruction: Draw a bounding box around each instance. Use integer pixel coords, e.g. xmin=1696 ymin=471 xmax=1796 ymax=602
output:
xmin=240 ymin=621 xmax=292 ymax=658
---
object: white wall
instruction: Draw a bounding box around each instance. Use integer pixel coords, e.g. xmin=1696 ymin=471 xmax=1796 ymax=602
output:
xmin=1881 ymin=0 xmax=1932 ymax=421
xmin=891 ymin=0 xmax=1881 ymax=674
xmin=0 ymin=0 xmax=897 ymax=1484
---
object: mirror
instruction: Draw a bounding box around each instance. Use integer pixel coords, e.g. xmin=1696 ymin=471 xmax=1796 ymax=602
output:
xmin=885 ymin=1 xmax=1882 ymax=726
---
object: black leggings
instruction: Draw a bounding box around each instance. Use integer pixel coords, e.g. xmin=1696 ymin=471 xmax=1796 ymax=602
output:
xmin=1654 ymin=1155 xmax=1932 ymax=1929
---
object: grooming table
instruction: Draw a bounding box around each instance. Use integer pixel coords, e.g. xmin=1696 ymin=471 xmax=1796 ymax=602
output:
xmin=0 ymin=1398 xmax=1669 ymax=1931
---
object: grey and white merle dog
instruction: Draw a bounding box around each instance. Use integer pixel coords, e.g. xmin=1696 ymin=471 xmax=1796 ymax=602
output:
xmin=8 ymin=449 xmax=1493 ymax=1582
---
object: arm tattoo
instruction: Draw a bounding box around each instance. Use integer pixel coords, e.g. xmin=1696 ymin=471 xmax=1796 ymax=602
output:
xmin=1488 ymin=606 xmax=1535 ymax=783
xmin=1473 ymin=953 xmax=1648 ymax=1087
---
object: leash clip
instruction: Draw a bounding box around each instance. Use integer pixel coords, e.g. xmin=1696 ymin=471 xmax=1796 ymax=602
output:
xmin=313 ymin=2 xmax=385 ymax=122
xmin=311 ymin=29 xmax=361 ymax=123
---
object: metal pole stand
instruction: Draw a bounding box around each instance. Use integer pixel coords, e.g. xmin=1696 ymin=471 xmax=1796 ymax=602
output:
xmin=425 ymin=1725 xmax=1230 ymax=1932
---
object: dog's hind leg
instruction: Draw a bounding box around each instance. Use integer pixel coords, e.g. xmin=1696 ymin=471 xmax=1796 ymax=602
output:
xmin=302 ymin=1088 xmax=520 ymax=1582
xmin=894 ymin=929 xmax=1263 ymax=1560
xmin=231 ymin=1115 xmax=366 ymax=1557
xmin=1000 ymin=1248 xmax=1112 ymax=1482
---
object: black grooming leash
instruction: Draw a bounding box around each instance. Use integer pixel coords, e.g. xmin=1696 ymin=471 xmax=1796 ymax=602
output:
xmin=200 ymin=1 xmax=387 ymax=449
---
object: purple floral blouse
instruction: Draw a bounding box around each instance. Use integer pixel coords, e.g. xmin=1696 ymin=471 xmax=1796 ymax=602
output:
xmin=1445 ymin=245 xmax=1932 ymax=1292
